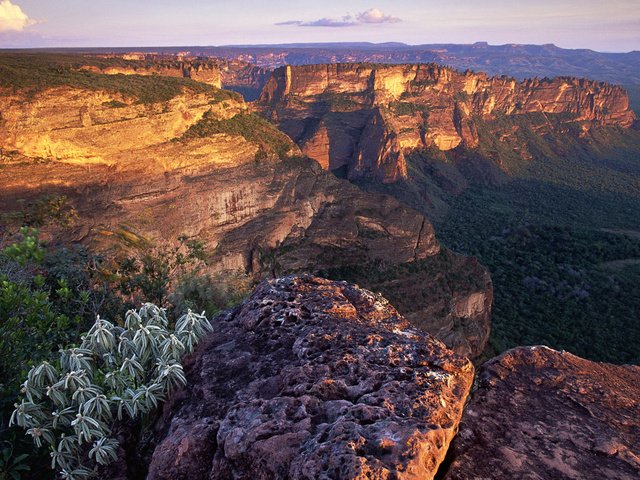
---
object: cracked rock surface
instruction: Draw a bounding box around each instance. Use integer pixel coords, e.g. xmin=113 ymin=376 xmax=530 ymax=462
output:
xmin=146 ymin=275 xmax=474 ymax=480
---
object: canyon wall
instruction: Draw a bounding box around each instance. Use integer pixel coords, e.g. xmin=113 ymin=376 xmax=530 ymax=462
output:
xmin=82 ymin=60 xmax=223 ymax=88
xmin=0 ymin=81 xmax=492 ymax=358
xmin=258 ymin=63 xmax=636 ymax=183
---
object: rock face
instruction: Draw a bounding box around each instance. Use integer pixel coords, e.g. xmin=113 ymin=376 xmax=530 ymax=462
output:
xmin=0 ymin=78 xmax=492 ymax=358
xmin=81 ymin=54 xmax=271 ymax=101
xmin=444 ymin=346 xmax=640 ymax=479
xmin=0 ymin=87 xmax=244 ymax=164
xmin=258 ymin=63 xmax=636 ymax=184
xmin=82 ymin=58 xmax=223 ymax=88
xmin=145 ymin=275 xmax=475 ymax=480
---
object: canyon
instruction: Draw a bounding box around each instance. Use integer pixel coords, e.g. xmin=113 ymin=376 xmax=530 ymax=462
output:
xmin=0 ymin=62 xmax=491 ymax=358
xmin=1 ymin=52 xmax=639 ymax=479
xmin=257 ymin=63 xmax=636 ymax=191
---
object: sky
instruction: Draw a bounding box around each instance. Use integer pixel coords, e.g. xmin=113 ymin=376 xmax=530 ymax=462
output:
xmin=0 ymin=0 xmax=638 ymax=52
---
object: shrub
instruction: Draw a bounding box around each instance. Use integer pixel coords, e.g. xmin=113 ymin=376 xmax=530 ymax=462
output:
xmin=181 ymin=112 xmax=293 ymax=158
xmin=10 ymin=304 xmax=212 ymax=479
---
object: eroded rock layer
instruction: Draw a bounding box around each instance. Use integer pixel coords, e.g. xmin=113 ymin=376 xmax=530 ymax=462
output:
xmin=0 ymin=83 xmax=492 ymax=358
xmin=445 ymin=346 xmax=640 ymax=479
xmin=146 ymin=275 xmax=475 ymax=480
xmin=258 ymin=63 xmax=636 ymax=183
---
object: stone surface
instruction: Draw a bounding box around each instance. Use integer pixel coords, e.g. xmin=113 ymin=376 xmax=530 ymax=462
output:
xmin=146 ymin=275 xmax=475 ymax=480
xmin=444 ymin=346 xmax=640 ymax=480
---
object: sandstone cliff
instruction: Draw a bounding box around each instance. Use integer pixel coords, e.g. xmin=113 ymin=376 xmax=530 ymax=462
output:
xmin=257 ymin=63 xmax=636 ymax=184
xmin=81 ymin=54 xmax=271 ymax=100
xmin=444 ymin=346 xmax=640 ymax=479
xmin=119 ymin=276 xmax=475 ymax=480
xmin=0 ymin=75 xmax=492 ymax=358
xmin=81 ymin=58 xmax=223 ymax=88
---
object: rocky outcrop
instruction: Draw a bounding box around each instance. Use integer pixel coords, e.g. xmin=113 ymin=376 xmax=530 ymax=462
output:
xmin=444 ymin=346 xmax=640 ymax=479
xmin=257 ymin=63 xmax=636 ymax=184
xmin=0 ymin=87 xmax=244 ymax=164
xmin=81 ymin=58 xmax=223 ymax=88
xmin=0 ymin=80 xmax=492 ymax=358
xmin=144 ymin=275 xmax=475 ymax=480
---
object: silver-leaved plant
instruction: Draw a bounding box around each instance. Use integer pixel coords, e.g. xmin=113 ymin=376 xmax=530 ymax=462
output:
xmin=10 ymin=305 xmax=212 ymax=479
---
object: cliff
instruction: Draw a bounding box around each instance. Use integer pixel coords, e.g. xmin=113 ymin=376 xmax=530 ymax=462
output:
xmin=0 ymin=70 xmax=492 ymax=358
xmin=81 ymin=55 xmax=271 ymax=100
xmin=444 ymin=346 xmax=640 ymax=479
xmin=81 ymin=59 xmax=223 ymax=88
xmin=114 ymin=276 xmax=475 ymax=480
xmin=257 ymin=63 xmax=636 ymax=184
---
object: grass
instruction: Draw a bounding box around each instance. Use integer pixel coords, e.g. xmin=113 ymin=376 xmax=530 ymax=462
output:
xmin=181 ymin=112 xmax=294 ymax=158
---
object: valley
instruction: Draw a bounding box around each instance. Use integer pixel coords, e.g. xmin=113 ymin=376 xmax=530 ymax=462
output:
xmin=1 ymin=46 xmax=639 ymax=479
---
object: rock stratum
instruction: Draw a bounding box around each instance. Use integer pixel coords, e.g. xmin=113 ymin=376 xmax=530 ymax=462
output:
xmin=141 ymin=275 xmax=475 ymax=480
xmin=82 ymin=54 xmax=270 ymax=100
xmin=81 ymin=57 xmax=223 ymax=88
xmin=257 ymin=63 xmax=636 ymax=184
xmin=0 ymin=67 xmax=491 ymax=358
xmin=445 ymin=346 xmax=640 ymax=479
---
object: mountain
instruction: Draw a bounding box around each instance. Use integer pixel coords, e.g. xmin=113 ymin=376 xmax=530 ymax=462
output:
xmin=17 ymin=43 xmax=640 ymax=112
xmin=0 ymin=53 xmax=492 ymax=358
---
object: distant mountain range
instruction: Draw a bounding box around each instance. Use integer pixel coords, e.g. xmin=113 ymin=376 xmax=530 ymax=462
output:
xmin=12 ymin=42 xmax=638 ymax=86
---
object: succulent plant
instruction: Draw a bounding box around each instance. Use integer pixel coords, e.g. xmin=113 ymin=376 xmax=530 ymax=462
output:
xmin=10 ymin=303 xmax=212 ymax=479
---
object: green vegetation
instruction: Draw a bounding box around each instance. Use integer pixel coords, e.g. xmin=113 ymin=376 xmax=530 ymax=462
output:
xmin=624 ymin=84 xmax=640 ymax=114
xmin=10 ymin=304 xmax=212 ymax=479
xmin=319 ymin=91 xmax=361 ymax=111
xmin=388 ymin=101 xmax=429 ymax=116
xmin=181 ymin=111 xmax=293 ymax=158
xmin=0 ymin=222 xmax=253 ymax=479
xmin=0 ymin=53 xmax=229 ymax=104
xmin=102 ymin=100 xmax=128 ymax=108
xmin=1 ymin=195 xmax=77 ymax=228
xmin=435 ymin=127 xmax=640 ymax=364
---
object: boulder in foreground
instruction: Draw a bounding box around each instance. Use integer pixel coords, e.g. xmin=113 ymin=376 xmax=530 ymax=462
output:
xmin=445 ymin=346 xmax=640 ymax=480
xmin=146 ymin=275 xmax=474 ymax=479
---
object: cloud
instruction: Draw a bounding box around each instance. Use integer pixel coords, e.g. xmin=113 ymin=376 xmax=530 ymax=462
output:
xmin=356 ymin=8 xmax=401 ymax=24
xmin=276 ymin=17 xmax=357 ymax=28
xmin=0 ymin=0 xmax=36 ymax=32
xmin=277 ymin=8 xmax=401 ymax=28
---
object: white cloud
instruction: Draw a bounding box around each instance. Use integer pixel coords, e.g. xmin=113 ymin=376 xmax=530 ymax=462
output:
xmin=356 ymin=8 xmax=401 ymax=24
xmin=0 ymin=0 xmax=36 ymax=32
xmin=277 ymin=8 xmax=401 ymax=28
